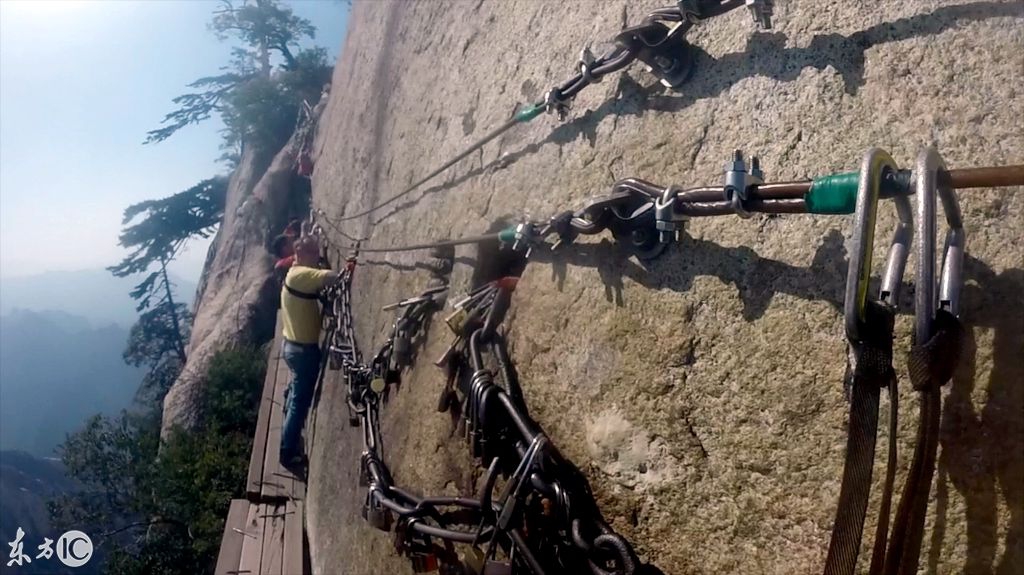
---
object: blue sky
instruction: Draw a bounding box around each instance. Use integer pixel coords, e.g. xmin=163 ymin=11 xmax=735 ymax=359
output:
xmin=0 ymin=0 xmax=349 ymax=282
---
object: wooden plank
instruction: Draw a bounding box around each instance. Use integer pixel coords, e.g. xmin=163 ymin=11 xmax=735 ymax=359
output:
xmin=277 ymin=350 xmax=305 ymax=500
xmin=260 ymin=503 xmax=287 ymax=575
xmin=237 ymin=503 xmax=265 ymax=575
xmin=262 ymin=349 xmax=299 ymax=500
xmin=280 ymin=353 xmax=307 ymax=500
xmin=214 ymin=499 xmax=249 ymax=575
xmin=246 ymin=326 xmax=282 ymax=501
xmin=282 ymin=501 xmax=305 ymax=575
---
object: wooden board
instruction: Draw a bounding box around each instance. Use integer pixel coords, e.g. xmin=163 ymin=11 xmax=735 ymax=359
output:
xmin=282 ymin=500 xmax=305 ymax=575
xmin=246 ymin=324 xmax=282 ymax=501
xmin=260 ymin=503 xmax=287 ymax=575
xmin=262 ymin=347 xmax=304 ymax=501
xmin=214 ymin=499 xmax=249 ymax=575
xmin=237 ymin=502 xmax=265 ymax=575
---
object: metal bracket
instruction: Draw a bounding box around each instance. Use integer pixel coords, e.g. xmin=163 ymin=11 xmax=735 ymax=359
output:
xmin=745 ymin=0 xmax=775 ymax=29
xmin=655 ymin=186 xmax=683 ymax=243
xmin=723 ymin=150 xmax=765 ymax=218
xmin=578 ymin=46 xmax=601 ymax=84
xmin=510 ymin=222 xmax=537 ymax=258
xmin=543 ymin=88 xmax=570 ymax=120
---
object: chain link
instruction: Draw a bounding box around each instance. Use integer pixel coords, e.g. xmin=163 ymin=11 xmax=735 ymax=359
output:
xmin=317 ymin=253 xmax=647 ymax=574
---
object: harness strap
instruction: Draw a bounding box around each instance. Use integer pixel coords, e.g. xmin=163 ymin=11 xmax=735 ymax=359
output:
xmin=881 ymin=310 xmax=963 ymax=575
xmin=868 ymin=383 xmax=898 ymax=575
xmin=824 ymin=300 xmax=897 ymax=575
xmin=285 ymin=283 xmax=320 ymax=300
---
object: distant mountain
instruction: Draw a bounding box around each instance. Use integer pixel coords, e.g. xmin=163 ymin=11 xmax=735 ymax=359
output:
xmin=0 ymin=269 xmax=197 ymax=328
xmin=0 ymin=309 xmax=144 ymax=456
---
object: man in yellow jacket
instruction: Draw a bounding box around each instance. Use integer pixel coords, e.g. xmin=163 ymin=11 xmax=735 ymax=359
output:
xmin=279 ymin=234 xmax=337 ymax=468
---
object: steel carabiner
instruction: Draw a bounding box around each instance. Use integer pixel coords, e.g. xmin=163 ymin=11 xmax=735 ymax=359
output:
xmin=844 ymin=148 xmax=915 ymax=342
xmin=913 ymin=147 xmax=965 ymax=341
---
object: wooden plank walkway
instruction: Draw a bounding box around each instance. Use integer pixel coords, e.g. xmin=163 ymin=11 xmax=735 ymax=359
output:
xmin=214 ymin=499 xmax=249 ymax=575
xmin=218 ymin=311 xmax=309 ymax=574
xmin=282 ymin=501 xmax=305 ymax=575
xmin=261 ymin=349 xmax=303 ymax=501
xmin=216 ymin=498 xmax=308 ymax=574
xmin=246 ymin=332 xmax=280 ymax=501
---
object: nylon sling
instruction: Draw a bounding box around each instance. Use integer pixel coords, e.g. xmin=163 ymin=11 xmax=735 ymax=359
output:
xmin=824 ymin=300 xmax=899 ymax=575
xmin=881 ymin=310 xmax=963 ymax=575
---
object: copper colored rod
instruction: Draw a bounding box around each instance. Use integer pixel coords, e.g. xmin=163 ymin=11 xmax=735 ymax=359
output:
xmin=945 ymin=165 xmax=1024 ymax=189
xmin=679 ymin=182 xmax=812 ymax=202
xmin=751 ymin=181 xmax=813 ymax=199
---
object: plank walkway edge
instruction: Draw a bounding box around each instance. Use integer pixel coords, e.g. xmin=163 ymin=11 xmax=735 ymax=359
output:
xmin=221 ymin=311 xmax=309 ymax=574
xmin=246 ymin=329 xmax=281 ymax=501
xmin=214 ymin=499 xmax=249 ymax=575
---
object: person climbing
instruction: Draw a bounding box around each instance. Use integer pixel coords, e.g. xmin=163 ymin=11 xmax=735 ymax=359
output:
xmin=279 ymin=233 xmax=337 ymax=471
xmin=272 ymin=218 xmax=302 ymax=271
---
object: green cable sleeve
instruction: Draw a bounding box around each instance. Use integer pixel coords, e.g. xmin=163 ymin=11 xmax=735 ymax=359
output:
xmin=498 ymin=226 xmax=519 ymax=243
xmin=805 ymin=171 xmax=859 ymax=214
xmin=514 ymin=103 xmax=545 ymax=123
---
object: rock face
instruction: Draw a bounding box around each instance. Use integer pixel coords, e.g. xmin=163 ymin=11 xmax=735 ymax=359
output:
xmin=160 ymin=143 xmax=298 ymax=433
xmin=306 ymin=1 xmax=1023 ymax=574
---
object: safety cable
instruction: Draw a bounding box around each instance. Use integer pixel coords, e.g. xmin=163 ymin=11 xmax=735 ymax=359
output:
xmin=335 ymin=110 xmax=541 ymax=224
xmin=355 ymin=233 xmax=503 ymax=254
xmin=324 ymin=1 xmax=769 ymax=228
xmin=308 ymin=161 xmax=1023 ymax=260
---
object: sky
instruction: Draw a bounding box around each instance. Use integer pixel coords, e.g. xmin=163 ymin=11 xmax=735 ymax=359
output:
xmin=0 ymin=0 xmax=349 ymax=282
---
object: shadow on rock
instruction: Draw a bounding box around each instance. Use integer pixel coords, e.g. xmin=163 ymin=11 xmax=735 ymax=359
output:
xmin=929 ymin=255 xmax=1023 ymax=575
xmin=531 ymin=228 xmax=848 ymax=321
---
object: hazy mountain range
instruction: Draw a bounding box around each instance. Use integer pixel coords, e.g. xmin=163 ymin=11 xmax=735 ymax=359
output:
xmin=0 ymin=308 xmax=144 ymax=456
xmin=0 ymin=269 xmax=197 ymax=571
xmin=1 ymin=268 xmax=197 ymax=328
xmin=0 ymin=268 xmax=197 ymax=456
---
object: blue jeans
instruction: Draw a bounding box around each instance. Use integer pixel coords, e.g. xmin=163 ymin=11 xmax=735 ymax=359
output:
xmin=280 ymin=341 xmax=321 ymax=458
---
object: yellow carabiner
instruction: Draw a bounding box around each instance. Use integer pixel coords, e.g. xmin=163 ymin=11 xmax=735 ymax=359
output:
xmin=844 ymin=148 xmax=914 ymax=342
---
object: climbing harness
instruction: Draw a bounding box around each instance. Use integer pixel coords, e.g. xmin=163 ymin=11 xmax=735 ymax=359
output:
xmin=328 ymin=1 xmax=774 ymax=228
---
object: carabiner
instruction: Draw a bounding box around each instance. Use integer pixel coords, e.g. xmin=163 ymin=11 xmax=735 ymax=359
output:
xmin=844 ymin=148 xmax=914 ymax=342
xmin=913 ymin=147 xmax=965 ymax=342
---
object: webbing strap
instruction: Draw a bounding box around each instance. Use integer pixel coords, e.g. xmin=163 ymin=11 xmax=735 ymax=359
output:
xmin=882 ymin=310 xmax=963 ymax=575
xmin=824 ymin=301 xmax=896 ymax=575
xmin=285 ymin=283 xmax=320 ymax=300
xmin=868 ymin=383 xmax=898 ymax=575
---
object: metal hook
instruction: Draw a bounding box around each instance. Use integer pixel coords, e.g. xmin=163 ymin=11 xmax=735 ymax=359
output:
xmin=913 ymin=147 xmax=965 ymax=342
xmin=844 ymin=148 xmax=914 ymax=342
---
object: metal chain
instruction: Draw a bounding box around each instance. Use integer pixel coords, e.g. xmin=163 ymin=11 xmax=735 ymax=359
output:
xmin=319 ymin=255 xmax=647 ymax=574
